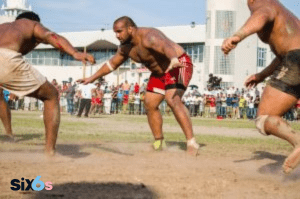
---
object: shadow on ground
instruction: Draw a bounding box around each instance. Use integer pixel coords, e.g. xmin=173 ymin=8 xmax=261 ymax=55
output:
xmin=0 ymin=133 xmax=42 ymax=143
xmin=28 ymin=182 xmax=158 ymax=199
xmin=56 ymin=143 xmax=134 ymax=159
xmin=234 ymin=151 xmax=300 ymax=181
xmin=166 ymin=141 xmax=206 ymax=151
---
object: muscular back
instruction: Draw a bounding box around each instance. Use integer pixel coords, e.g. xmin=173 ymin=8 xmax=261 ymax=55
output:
xmin=0 ymin=19 xmax=39 ymax=55
xmin=257 ymin=0 xmax=300 ymax=57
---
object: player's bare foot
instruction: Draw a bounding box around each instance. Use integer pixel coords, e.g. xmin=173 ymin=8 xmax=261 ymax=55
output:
xmin=283 ymin=146 xmax=300 ymax=174
xmin=1 ymin=134 xmax=15 ymax=142
xmin=187 ymin=138 xmax=200 ymax=156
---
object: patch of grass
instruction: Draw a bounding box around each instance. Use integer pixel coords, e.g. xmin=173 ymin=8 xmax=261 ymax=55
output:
xmin=0 ymin=111 xmax=295 ymax=154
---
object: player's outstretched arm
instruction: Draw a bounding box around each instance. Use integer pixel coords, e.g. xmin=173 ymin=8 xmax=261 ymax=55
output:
xmin=77 ymin=48 xmax=128 ymax=85
xmin=33 ymin=23 xmax=95 ymax=65
xmin=244 ymin=57 xmax=280 ymax=88
xmin=222 ymin=7 xmax=276 ymax=54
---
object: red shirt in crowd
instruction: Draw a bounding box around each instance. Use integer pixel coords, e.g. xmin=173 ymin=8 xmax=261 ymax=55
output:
xmin=123 ymin=94 xmax=128 ymax=104
xmin=134 ymin=83 xmax=139 ymax=94
xmin=209 ymin=97 xmax=216 ymax=107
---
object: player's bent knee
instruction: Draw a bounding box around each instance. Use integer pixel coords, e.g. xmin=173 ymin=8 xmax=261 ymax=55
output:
xmin=255 ymin=115 xmax=269 ymax=136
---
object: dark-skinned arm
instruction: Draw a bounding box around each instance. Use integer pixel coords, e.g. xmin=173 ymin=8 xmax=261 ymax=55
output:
xmin=77 ymin=48 xmax=128 ymax=84
xmin=222 ymin=7 xmax=276 ymax=54
xmin=257 ymin=57 xmax=280 ymax=79
xmin=33 ymin=22 xmax=95 ymax=64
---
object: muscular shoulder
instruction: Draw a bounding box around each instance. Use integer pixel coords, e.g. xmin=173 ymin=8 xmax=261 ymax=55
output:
xmin=254 ymin=2 xmax=278 ymax=19
xmin=140 ymin=28 xmax=166 ymax=48
xmin=14 ymin=19 xmax=38 ymax=32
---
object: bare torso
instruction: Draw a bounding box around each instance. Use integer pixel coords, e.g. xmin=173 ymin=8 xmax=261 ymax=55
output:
xmin=255 ymin=0 xmax=300 ymax=58
xmin=119 ymin=28 xmax=185 ymax=76
xmin=0 ymin=19 xmax=39 ymax=55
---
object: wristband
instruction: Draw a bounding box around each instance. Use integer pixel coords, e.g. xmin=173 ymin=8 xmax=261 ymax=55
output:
xmin=106 ymin=61 xmax=114 ymax=72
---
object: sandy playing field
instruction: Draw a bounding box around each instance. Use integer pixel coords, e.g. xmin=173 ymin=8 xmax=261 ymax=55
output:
xmin=0 ymin=112 xmax=299 ymax=199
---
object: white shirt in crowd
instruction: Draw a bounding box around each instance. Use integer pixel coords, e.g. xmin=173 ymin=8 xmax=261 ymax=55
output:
xmin=221 ymin=96 xmax=227 ymax=107
xmin=188 ymin=96 xmax=196 ymax=105
xmin=78 ymin=84 xmax=96 ymax=99
xmin=103 ymin=93 xmax=112 ymax=107
xmin=248 ymin=99 xmax=254 ymax=108
xmin=134 ymin=94 xmax=140 ymax=105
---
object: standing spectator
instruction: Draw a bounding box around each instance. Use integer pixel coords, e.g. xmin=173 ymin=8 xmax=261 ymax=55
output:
xmin=248 ymin=96 xmax=255 ymax=119
xmin=128 ymin=91 xmax=135 ymax=114
xmin=239 ymin=95 xmax=247 ymax=119
xmin=134 ymin=92 xmax=140 ymax=115
xmin=216 ymin=93 xmax=221 ymax=117
xmin=184 ymin=93 xmax=191 ymax=110
xmin=122 ymin=93 xmax=129 ymax=114
xmin=199 ymin=95 xmax=204 ymax=117
xmin=245 ymin=94 xmax=251 ymax=119
xmin=232 ymin=94 xmax=239 ymax=119
xmin=103 ymin=91 xmax=112 ymax=114
xmin=117 ymin=88 xmax=123 ymax=113
xmin=111 ymin=86 xmax=118 ymax=114
xmin=95 ymin=83 xmax=104 ymax=114
xmin=226 ymin=94 xmax=233 ymax=118
xmin=188 ymin=94 xmax=196 ymax=117
xmin=65 ymin=82 xmax=76 ymax=115
xmin=129 ymin=83 xmax=134 ymax=93
xmin=90 ymin=87 xmax=100 ymax=115
xmin=235 ymin=88 xmax=240 ymax=96
xmin=209 ymin=95 xmax=216 ymax=118
xmin=122 ymin=80 xmax=130 ymax=95
xmin=194 ymin=94 xmax=201 ymax=117
xmin=139 ymin=83 xmax=146 ymax=93
xmin=134 ymin=82 xmax=140 ymax=94
xmin=204 ymin=95 xmax=211 ymax=118
xmin=140 ymin=91 xmax=146 ymax=115
xmin=77 ymin=83 xmax=96 ymax=118
xmin=221 ymin=93 xmax=227 ymax=118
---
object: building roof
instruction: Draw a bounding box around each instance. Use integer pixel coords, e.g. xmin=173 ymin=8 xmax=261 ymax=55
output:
xmin=36 ymin=24 xmax=205 ymax=50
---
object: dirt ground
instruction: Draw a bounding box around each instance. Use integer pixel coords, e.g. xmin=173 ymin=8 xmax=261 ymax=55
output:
xmin=0 ymin=115 xmax=300 ymax=199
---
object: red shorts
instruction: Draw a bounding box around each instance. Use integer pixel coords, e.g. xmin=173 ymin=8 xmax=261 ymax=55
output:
xmin=91 ymin=97 xmax=101 ymax=105
xmin=147 ymin=53 xmax=193 ymax=95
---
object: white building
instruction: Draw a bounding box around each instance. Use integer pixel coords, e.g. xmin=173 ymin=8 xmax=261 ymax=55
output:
xmin=0 ymin=0 xmax=31 ymax=23
xmin=205 ymin=0 xmax=272 ymax=89
xmin=0 ymin=0 xmax=274 ymax=92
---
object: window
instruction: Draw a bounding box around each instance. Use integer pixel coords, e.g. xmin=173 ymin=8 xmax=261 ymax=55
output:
xmin=204 ymin=46 xmax=210 ymax=75
xmin=257 ymin=47 xmax=267 ymax=67
xmin=214 ymin=46 xmax=234 ymax=75
xmin=181 ymin=43 xmax=204 ymax=63
xmin=206 ymin=11 xmax=211 ymax=39
xmin=215 ymin=11 xmax=236 ymax=39
xmin=25 ymin=49 xmax=61 ymax=66
xmin=220 ymin=82 xmax=234 ymax=89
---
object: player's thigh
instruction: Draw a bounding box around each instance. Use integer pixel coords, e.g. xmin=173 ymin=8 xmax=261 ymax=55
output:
xmin=165 ymin=88 xmax=185 ymax=108
xmin=144 ymin=91 xmax=165 ymax=109
xmin=27 ymin=81 xmax=58 ymax=101
xmin=257 ymin=85 xmax=298 ymax=116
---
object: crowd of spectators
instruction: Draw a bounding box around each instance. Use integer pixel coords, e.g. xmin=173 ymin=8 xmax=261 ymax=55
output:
xmin=3 ymin=81 xmax=300 ymax=122
xmin=182 ymin=86 xmax=300 ymax=121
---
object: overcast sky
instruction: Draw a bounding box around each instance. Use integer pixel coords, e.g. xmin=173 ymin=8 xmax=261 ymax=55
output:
xmin=1 ymin=0 xmax=299 ymax=33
